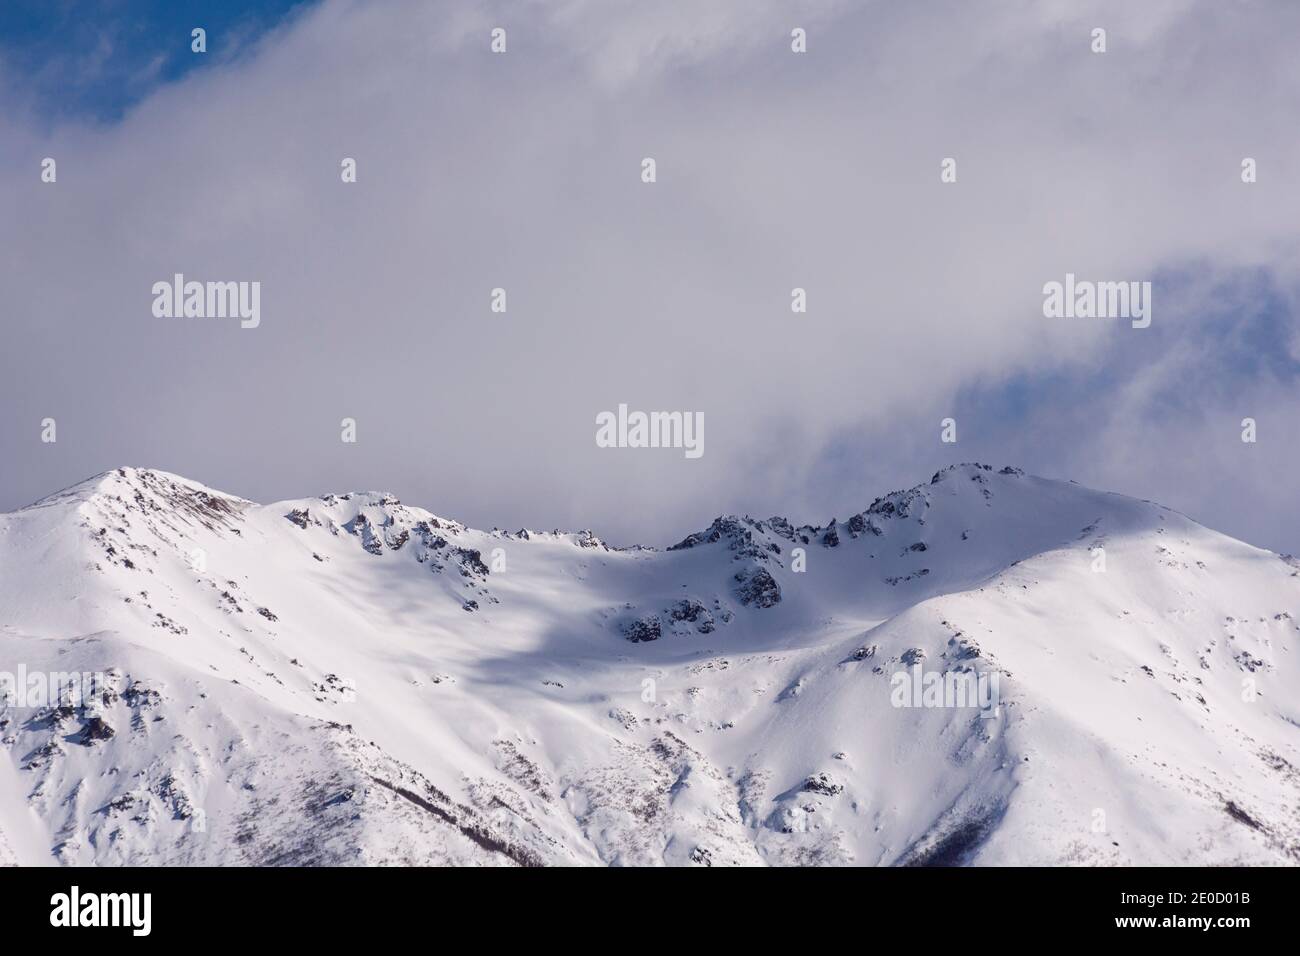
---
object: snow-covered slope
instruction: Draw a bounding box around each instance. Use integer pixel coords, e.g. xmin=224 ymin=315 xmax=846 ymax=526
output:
xmin=0 ymin=464 xmax=1296 ymax=866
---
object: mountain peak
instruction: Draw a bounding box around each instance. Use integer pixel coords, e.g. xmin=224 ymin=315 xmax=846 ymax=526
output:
xmin=23 ymin=466 xmax=248 ymax=514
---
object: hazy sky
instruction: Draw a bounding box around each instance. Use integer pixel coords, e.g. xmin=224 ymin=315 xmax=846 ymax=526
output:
xmin=1 ymin=0 xmax=1298 ymax=551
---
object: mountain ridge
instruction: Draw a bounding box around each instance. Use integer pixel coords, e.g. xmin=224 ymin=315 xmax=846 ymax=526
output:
xmin=0 ymin=463 xmax=1296 ymax=866
xmin=18 ymin=460 xmax=1203 ymax=553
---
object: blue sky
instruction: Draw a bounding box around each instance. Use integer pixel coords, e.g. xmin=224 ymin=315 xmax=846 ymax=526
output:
xmin=0 ymin=0 xmax=312 ymax=121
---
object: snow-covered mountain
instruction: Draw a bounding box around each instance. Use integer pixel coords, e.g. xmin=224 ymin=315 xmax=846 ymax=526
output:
xmin=0 ymin=464 xmax=1296 ymax=866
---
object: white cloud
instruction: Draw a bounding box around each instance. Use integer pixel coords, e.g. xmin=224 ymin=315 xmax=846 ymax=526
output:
xmin=1 ymin=0 xmax=1297 ymax=548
